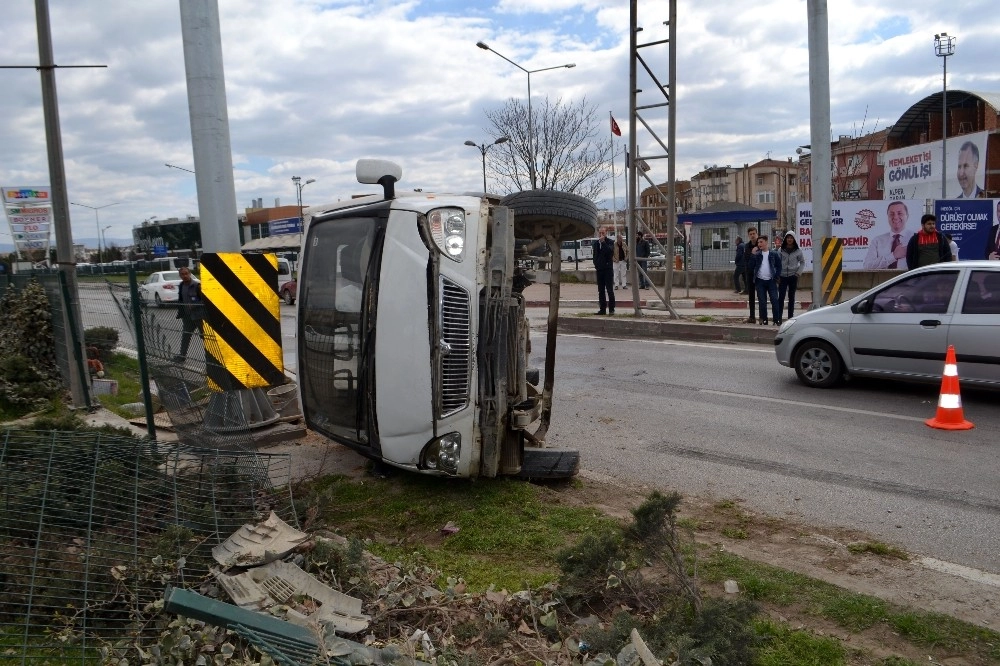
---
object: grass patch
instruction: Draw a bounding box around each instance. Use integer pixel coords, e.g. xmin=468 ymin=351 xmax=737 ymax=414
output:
xmin=754 ymin=618 xmax=847 ymax=665
xmin=721 ymin=526 xmax=749 ymax=539
xmin=695 ymin=315 xmax=715 ymax=322
xmin=701 ymin=550 xmax=1000 ymax=661
xmin=847 ymin=541 xmax=909 ymax=560
xmin=93 ymin=351 xmax=144 ymax=416
xmin=295 ymin=474 xmax=617 ymax=591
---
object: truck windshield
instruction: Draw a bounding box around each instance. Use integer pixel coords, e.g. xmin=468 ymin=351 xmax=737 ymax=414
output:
xmin=299 ymin=215 xmax=385 ymax=451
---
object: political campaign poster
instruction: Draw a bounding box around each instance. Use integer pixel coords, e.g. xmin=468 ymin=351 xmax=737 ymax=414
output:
xmin=797 ymin=199 xmax=927 ymax=271
xmin=882 ymin=130 xmax=989 ymax=201
xmin=938 ymin=198 xmax=1000 ymax=261
xmin=2 ymin=186 xmax=53 ymax=259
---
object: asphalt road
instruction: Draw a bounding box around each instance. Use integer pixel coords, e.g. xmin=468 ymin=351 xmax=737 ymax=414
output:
xmin=540 ymin=331 xmax=1000 ymax=575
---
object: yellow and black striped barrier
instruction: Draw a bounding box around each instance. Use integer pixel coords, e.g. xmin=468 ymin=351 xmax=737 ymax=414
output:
xmin=820 ymin=237 xmax=843 ymax=306
xmin=199 ymin=253 xmax=284 ymax=391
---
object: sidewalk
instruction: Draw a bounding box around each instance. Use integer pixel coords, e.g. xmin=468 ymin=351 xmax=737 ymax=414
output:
xmin=525 ymin=281 xmax=865 ymax=345
xmin=523 ymin=281 xmax=863 ymax=312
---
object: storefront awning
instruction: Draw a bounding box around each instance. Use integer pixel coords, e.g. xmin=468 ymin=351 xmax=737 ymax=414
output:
xmin=241 ymin=234 xmax=302 ymax=252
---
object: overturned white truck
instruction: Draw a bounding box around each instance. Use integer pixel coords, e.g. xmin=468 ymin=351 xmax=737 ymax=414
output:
xmin=295 ymin=159 xmax=597 ymax=478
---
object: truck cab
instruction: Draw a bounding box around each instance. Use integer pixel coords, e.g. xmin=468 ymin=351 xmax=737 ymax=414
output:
xmin=295 ymin=159 xmax=597 ymax=478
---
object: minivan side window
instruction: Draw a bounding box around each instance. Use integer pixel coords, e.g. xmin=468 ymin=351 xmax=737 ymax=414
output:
xmin=961 ymin=270 xmax=1000 ymax=315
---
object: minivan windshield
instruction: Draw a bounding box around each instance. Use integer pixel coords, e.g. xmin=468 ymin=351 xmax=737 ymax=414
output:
xmin=299 ymin=215 xmax=385 ymax=450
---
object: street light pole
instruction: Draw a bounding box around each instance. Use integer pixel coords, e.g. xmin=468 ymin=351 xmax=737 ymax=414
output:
xmin=476 ymin=42 xmax=575 ymax=190
xmin=70 ymin=201 xmax=119 ymax=263
xmin=101 ymin=224 xmax=112 ymax=262
xmin=464 ymin=137 xmax=510 ymax=192
xmin=934 ymin=32 xmax=955 ymax=200
xmin=291 ymin=176 xmax=315 ymax=229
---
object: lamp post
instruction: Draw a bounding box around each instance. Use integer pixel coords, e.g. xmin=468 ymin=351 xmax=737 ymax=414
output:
xmin=292 ymin=176 xmax=315 ymax=227
xmin=101 ymin=224 xmax=112 ymax=262
xmin=476 ymin=41 xmax=575 ymax=189
xmin=934 ymin=32 xmax=955 ymax=199
xmin=464 ymin=136 xmax=509 ymax=192
xmin=70 ymin=201 xmax=119 ymax=264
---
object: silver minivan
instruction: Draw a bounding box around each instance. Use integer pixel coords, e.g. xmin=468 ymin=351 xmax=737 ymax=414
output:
xmin=774 ymin=261 xmax=1000 ymax=388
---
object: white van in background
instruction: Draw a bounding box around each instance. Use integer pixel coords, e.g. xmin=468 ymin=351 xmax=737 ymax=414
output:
xmin=276 ymin=257 xmax=293 ymax=288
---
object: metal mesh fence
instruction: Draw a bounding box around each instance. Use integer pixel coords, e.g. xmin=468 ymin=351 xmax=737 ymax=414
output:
xmin=0 ymin=429 xmax=296 ymax=663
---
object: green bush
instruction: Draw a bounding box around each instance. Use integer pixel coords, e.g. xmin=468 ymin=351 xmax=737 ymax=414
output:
xmin=84 ymin=326 xmax=119 ymax=357
xmin=0 ymin=281 xmax=62 ymax=407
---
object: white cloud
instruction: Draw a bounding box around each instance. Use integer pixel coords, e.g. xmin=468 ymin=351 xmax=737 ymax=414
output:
xmin=0 ymin=0 xmax=997 ymax=249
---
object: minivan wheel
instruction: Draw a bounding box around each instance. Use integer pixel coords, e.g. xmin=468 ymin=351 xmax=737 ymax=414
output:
xmin=499 ymin=190 xmax=599 ymax=243
xmin=793 ymin=340 xmax=843 ymax=388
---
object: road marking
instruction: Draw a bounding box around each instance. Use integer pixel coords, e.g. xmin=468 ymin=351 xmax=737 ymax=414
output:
xmin=698 ymin=389 xmax=926 ymax=422
xmin=555 ymin=332 xmax=771 ymax=354
xmin=918 ymin=557 xmax=1000 ymax=588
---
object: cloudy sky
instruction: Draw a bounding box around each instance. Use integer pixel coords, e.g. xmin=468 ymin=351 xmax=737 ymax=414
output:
xmin=1 ymin=0 xmax=998 ymax=251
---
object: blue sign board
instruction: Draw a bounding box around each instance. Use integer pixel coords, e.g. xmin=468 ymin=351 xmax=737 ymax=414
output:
xmin=934 ymin=199 xmax=998 ymax=261
xmin=269 ymin=217 xmax=302 ymax=236
xmin=152 ymin=244 xmax=167 ymax=258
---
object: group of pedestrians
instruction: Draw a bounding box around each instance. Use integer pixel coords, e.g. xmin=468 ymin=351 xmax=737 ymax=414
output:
xmin=737 ymin=227 xmax=804 ymax=326
xmin=592 ymin=230 xmax=652 ymax=315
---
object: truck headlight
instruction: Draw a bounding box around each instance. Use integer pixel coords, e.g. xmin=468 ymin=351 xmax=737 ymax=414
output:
xmin=421 ymin=432 xmax=462 ymax=474
xmin=429 ymin=208 xmax=466 ymax=262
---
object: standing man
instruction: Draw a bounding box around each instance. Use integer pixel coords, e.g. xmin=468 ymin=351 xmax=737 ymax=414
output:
xmin=955 ymin=140 xmax=984 ymax=199
xmin=985 ymin=200 xmax=1000 ymax=260
xmin=905 ymin=214 xmax=954 ymax=269
xmin=752 ymin=236 xmax=782 ymax=325
xmin=742 ymin=227 xmax=760 ymax=323
xmin=612 ymin=234 xmax=628 ymax=290
xmin=635 ymin=233 xmax=651 ymax=289
xmin=174 ymin=266 xmax=204 ymax=362
xmin=863 ymin=201 xmax=912 ymax=269
xmin=733 ymin=236 xmax=745 ymax=294
xmin=592 ymin=229 xmax=615 ymax=315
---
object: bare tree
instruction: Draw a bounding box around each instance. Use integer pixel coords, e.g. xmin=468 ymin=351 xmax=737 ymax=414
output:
xmin=485 ymin=97 xmax=611 ymax=200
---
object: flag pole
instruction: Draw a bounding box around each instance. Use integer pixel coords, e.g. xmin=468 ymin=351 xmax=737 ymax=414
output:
xmin=610 ymin=112 xmax=617 ymax=237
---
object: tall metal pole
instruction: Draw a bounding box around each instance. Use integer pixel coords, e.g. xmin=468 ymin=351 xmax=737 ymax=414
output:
xmin=935 ymin=33 xmax=955 ymax=199
xmin=480 ymin=151 xmax=488 ymax=192
xmin=179 ymin=0 xmax=240 ymax=253
xmin=35 ymin=0 xmax=88 ymax=407
xmin=666 ymin=0 xmax=677 ymax=305
xmin=942 ymin=54 xmax=947 ymax=199
xmin=807 ymin=0 xmax=832 ymax=308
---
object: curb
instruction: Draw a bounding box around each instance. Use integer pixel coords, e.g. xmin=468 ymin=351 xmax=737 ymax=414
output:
xmin=556 ymin=315 xmax=779 ymax=345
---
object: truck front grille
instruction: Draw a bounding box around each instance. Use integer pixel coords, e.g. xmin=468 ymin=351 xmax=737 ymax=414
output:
xmin=439 ymin=277 xmax=471 ymax=415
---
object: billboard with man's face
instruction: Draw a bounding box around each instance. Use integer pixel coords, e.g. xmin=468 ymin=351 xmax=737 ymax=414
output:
xmin=882 ymin=131 xmax=989 ymax=201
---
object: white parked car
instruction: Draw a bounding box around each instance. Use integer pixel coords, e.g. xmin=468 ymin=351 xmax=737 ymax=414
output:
xmin=139 ymin=270 xmax=197 ymax=307
xmin=774 ymin=261 xmax=1000 ymax=389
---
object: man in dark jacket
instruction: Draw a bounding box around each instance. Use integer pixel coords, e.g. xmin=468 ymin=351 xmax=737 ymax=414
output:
xmin=905 ymin=214 xmax=953 ymax=269
xmin=742 ymin=227 xmax=760 ymax=322
xmin=635 ymin=234 xmax=651 ymax=289
xmin=733 ymin=236 xmax=745 ymax=293
xmin=592 ymin=229 xmax=615 ymax=315
xmin=174 ymin=266 xmax=205 ymax=361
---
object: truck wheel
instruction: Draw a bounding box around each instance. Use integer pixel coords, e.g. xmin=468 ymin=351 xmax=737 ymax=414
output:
xmin=516 ymin=447 xmax=580 ymax=479
xmin=500 ymin=190 xmax=599 ymax=243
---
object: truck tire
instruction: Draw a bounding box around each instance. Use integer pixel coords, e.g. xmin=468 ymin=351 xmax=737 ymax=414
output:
xmin=500 ymin=190 xmax=599 ymax=243
xmin=516 ymin=447 xmax=580 ymax=479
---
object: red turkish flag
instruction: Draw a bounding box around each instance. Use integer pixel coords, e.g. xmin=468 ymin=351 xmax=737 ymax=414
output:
xmin=611 ymin=116 xmax=622 ymax=137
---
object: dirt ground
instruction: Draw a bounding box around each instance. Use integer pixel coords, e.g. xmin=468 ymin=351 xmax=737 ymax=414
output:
xmin=264 ymin=432 xmax=1000 ymax=645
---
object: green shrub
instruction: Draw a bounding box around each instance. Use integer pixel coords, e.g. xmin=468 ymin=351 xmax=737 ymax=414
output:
xmin=0 ymin=280 xmax=62 ymax=407
xmin=84 ymin=326 xmax=119 ymax=357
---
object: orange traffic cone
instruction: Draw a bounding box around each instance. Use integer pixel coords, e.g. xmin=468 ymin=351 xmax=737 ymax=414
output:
xmin=925 ymin=345 xmax=974 ymax=430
